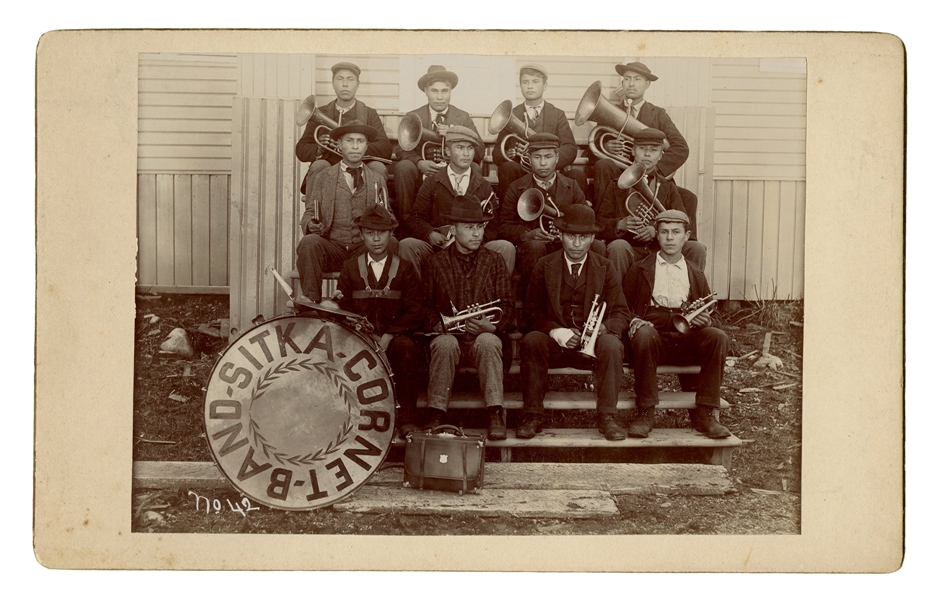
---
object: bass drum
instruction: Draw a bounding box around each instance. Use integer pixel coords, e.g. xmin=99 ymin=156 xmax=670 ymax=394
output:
xmin=203 ymin=314 xmax=396 ymax=510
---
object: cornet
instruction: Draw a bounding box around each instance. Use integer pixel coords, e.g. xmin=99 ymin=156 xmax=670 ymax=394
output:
xmin=398 ymin=113 xmax=447 ymax=165
xmin=579 ymin=294 xmax=607 ymax=358
xmin=440 ymin=300 xmax=503 ymax=334
xmin=374 ymin=183 xmax=390 ymax=212
xmin=489 ymin=100 xmax=531 ymax=171
xmin=617 ymin=162 xmax=667 ymax=231
xmin=517 ymin=188 xmax=563 ymax=240
xmin=295 ymin=95 xmax=392 ymax=164
xmin=672 ymin=292 xmax=718 ymax=334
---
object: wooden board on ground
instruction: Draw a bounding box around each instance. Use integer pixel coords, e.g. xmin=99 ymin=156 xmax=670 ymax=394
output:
xmin=391 ymin=428 xmax=742 ymax=449
xmin=331 ymin=487 xmax=619 ymax=518
xmin=134 ymin=460 xmax=230 ymax=490
xmin=417 ymin=391 xmax=731 ymax=411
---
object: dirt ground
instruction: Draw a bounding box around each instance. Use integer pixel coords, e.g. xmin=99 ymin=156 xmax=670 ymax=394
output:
xmin=133 ymin=294 xmax=803 ymax=535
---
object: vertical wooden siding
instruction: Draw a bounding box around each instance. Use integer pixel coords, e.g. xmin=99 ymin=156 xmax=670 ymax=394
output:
xmin=238 ymin=54 xmax=317 ymax=98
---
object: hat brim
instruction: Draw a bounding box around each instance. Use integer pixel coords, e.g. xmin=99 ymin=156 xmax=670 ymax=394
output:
xmin=354 ymin=217 xmax=398 ymax=231
xmin=330 ymin=124 xmax=377 ymax=142
xmin=553 ymin=220 xmax=603 ymax=234
xmin=614 ymin=64 xmax=658 ymax=81
xmin=442 ymin=213 xmax=493 ymax=224
xmin=417 ymin=71 xmax=459 ymax=90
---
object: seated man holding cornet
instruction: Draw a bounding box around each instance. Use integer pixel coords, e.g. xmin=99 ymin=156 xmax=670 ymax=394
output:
xmin=518 ymin=205 xmax=631 ymax=441
xmin=598 ymin=128 xmax=707 ymax=277
xmin=623 ymin=209 xmax=731 ymax=440
xmin=498 ymin=133 xmax=604 ymax=300
xmin=421 ymin=195 xmax=516 ymax=440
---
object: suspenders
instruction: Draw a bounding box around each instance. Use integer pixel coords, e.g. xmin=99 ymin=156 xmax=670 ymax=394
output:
xmin=352 ymin=254 xmax=402 ymax=300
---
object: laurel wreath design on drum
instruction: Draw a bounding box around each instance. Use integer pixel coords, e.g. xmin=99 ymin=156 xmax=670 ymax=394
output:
xmin=246 ymin=358 xmax=356 ymax=466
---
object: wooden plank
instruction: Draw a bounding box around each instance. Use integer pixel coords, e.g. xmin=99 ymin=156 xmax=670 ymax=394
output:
xmin=134 ymin=461 xmax=230 ymax=490
xmin=713 ymin=166 xmax=806 ymax=180
xmin=709 ymin=65 xmax=805 ymax=79
xmin=138 ymin=132 xmax=232 ymax=146
xmin=760 ymin=181 xmax=781 ymax=300
xmin=715 ymin=152 xmax=805 ymax=166
xmin=744 ymin=181 xmax=766 ymax=301
xmin=138 ymin=92 xmax=234 ymax=107
xmin=715 ymin=114 xmax=806 ymax=129
xmin=391 ymin=429 xmax=742 ymax=450
xmin=792 ymin=181 xmax=806 ymax=299
xmin=258 ymin=99 xmax=280 ymax=320
xmin=710 ymin=180 xmax=733 ymax=298
xmin=138 ymin=158 xmax=231 ymax=173
xmin=138 ymin=119 xmax=232 ymax=134
xmin=155 ymin=174 xmax=175 ymax=285
xmin=333 ymin=488 xmax=618 ymax=519
xmin=239 ymin=98 xmax=264 ymax=332
xmin=776 ymin=181 xmax=797 ymax=300
xmin=190 ymin=175 xmax=211 ymax=286
xmin=714 ymin=139 xmax=806 ymax=154
xmin=279 ymin=100 xmax=300 ymax=315
xmin=476 ymin=364 xmax=703 ymax=376
xmin=229 ymin=98 xmax=245 ymax=337
xmin=711 ymin=90 xmax=807 ymax=104
xmin=711 ymin=77 xmax=807 ymax=92
xmin=714 ymin=127 xmax=805 ymax=141
xmin=139 ymin=79 xmax=238 ymax=94
xmin=136 ymin=285 xmax=228 ymax=295
xmin=728 ymin=181 xmax=749 ymax=300
xmin=209 ymin=175 xmax=229 ymax=286
xmin=138 ymin=105 xmax=233 ymax=121
xmin=415 ymin=391 xmax=730 ymax=411
xmin=137 ymin=175 xmax=157 ymax=286
xmin=173 ymin=175 xmax=193 ymax=285
xmin=138 ymin=145 xmax=232 ymax=159
xmin=265 ymin=54 xmax=279 ymax=97
xmin=138 ymin=64 xmax=238 ymax=81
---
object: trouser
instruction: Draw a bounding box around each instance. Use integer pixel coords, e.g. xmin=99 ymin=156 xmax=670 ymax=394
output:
xmin=398 ymin=238 xmax=516 ymax=279
xmin=496 ymin=161 xmax=589 ymax=200
xmin=295 ymin=234 xmax=399 ymax=300
xmin=386 ymin=334 xmax=422 ymax=423
xmin=516 ymin=239 xmax=606 ymax=301
xmin=303 ymin=159 xmax=387 ymax=195
xmin=628 ymin=326 xmax=728 ymax=409
xmin=520 ymin=331 xmax=624 ymax=415
xmin=427 ymin=333 xmax=503 ymax=411
xmin=606 ymin=239 xmax=708 ymax=278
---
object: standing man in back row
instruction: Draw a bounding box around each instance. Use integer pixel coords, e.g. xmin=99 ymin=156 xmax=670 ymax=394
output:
xmin=295 ymin=61 xmax=392 ymax=195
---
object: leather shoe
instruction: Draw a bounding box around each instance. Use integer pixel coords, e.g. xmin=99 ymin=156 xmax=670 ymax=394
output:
xmin=628 ymin=407 xmax=656 ymax=438
xmin=425 ymin=409 xmax=445 ymax=430
xmin=698 ymin=407 xmax=732 ymax=439
xmin=597 ymin=413 xmax=626 ymax=441
xmin=397 ymin=422 xmax=419 ymax=437
xmin=515 ymin=414 xmax=544 ymax=439
xmin=487 ymin=406 xmax=507 ymax=441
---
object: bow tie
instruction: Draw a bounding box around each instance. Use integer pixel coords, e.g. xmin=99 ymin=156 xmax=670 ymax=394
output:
xmin=346 ymin=165 xmax=363 ymax=191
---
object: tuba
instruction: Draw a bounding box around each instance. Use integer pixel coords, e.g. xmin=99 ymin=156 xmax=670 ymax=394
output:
xmin=489 ymin=100 xmax=532 ymax=171
xmin=398 ymin=113 xmax=447 ymax=164
xmin=575 ymin=81 xmax=650 ymax=170
xmin=617 ymin=162 xmax=667 ymax=230
xmin=579 ymin=294 xmax=607 ymax=358
xmin=517 ymin=188 xmax=563 ymax=239
xmin=672 ymin=292 xmax=719 ymax=334
xmin=295 ymin=95 xmax=392 ymax=164
xmin=440 ymin=300 xmax=503 ymax=334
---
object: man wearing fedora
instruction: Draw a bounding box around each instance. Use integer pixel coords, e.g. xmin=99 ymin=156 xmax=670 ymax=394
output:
xmin=517 ymin=205 xmax=631 ymax=440
xmin=599 ymin=128 xmax=707 ymax=275
xmin=295 ymin=61 xmax=392 ymax=195
xmin=401 ymin=125 xmax=515 ymax=278
xmin=493 ymin=64 xmax=588 ymax=200
xmin=336 ymin=204 xmax=424 ymax=436
xmin=296 ymin=120 xmax=395 ymax=304
xmin=422 ymin=195 xmax=515 ymax=440
xmin=622 ymin=209 xmax=731 ymax=440
xmin=499 ymin=132 xmax=604 ymax=302
xmin=393 ymin=65 xmax=482 ymax=238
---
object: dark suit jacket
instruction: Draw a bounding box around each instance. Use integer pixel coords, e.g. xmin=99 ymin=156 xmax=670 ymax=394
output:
xmin=300 ymin=162 xmax=388 ymax=235
xmin=394 ymin=104 xmax=482 ymax=166
xmin=498 ymin=172 xmax=585 ymax=244
xmin=407 ymin=166 xmax=497 ymax=243
xmin=336 ymin=252 xmax=423 ymax=336
xmin=295 ymin=99 xmax=392 ymax=164
xmin=493 ymin=101 xmax=578 ymax=171
xmin=615 ymin=100 xmax=689 ymax=178
xmin=525 ymin=250 xmax=633 ymax=337
xmin=596 ymin=169 xmax=686 ymax=244
xmin=623 ymin=251 xmax=719 ymax=331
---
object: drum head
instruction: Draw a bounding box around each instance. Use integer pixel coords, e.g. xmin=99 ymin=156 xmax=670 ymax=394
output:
xmin=204 ymin=315 xmax=396 ymax=510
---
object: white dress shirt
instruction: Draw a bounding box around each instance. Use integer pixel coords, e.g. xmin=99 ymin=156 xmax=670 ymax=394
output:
xmin=533 ymin=172 xmax=557 ymax=191
xmin=335 ymin=100 xmax=357 ymax=125
xmin=429 ymin=107 xmax=448 ymax=126
xmin=550 ymin=254 xmax=588 ymax=347
xmin=625 ymin=98 xmax=645 ymax=118
xmin=651 ymin=252 xmax=690 ymax=308
xmin=447 ymin=164 xmax=470 ymax=195
xmin=367 ymin=254 xmax=388 ymax=283
xmin=524 ymin=100 xmax=544 ymax=125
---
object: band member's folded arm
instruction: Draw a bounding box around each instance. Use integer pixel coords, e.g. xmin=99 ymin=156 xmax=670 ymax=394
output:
xmin=654 ymin=110 xmax=690 ymax=178
xmin=295 ymin=120 xmax=322 ymax=163
xmin=366 ymin=108 xmax=393 ymax=160
xmin=524 ymin=260 xmax=564 ymax=334
xmin=386 ymin=261 xmax=425 ymax=335
xmin=407 ymin=181 xmax=438 ymax=241
xmin=299 ymin=175 xmax=326 ymax=234
xmin=497 ymin=184 xmax=530 ymax=244
xmin=554 ymin=110 xmax=579 ymax=171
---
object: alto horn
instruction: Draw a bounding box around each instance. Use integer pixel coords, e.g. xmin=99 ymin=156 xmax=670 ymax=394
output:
xmin=579 ymin=294 xmax=607 ymax=359
xmin=672 ymin=293 xmax=719 ymax=335
xmin=295 ymin=94 xmax=392 ymax=164
xmin=489 ymin=100 xmax=531 ymax=171
xmin=617 ymin=162 xmax=667 ymax=229
xmin=398 ymin=113 xmax=446 ymax=164
xmin=440 ymin=300 xmax=503 ymax=334
xmin=575 ymin=81 xmax=650 ymax=170
xmin=517 ymin=188 xmax=563 ymax=239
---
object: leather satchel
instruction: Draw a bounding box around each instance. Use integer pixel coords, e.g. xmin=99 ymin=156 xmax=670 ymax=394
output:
xmin=403 ymin=425 xmax=485 ymax=494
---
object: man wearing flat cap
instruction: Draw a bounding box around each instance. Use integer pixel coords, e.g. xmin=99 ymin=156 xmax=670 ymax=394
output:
xmin=499 ymin=132 xmax=603 ymax=302
xmin=393 ymin=65 xmax=483 ymax=238
xmin=295 ymin=61 xmax=392 ymax=195
xmin=295 ymin=120 xmax=395 ymax=304
xmin=336 ymin=204 xmax=424 ymax=436
xmin=493 ymin=64 xmax=588 ymax=200
xmin=518 ymin=204 xmax=632 ymax=441
xmin=622 ymin=209 xmax=732 ymax=440
xmin=421 ymin=195 xmax=516 ymax=440
xmin=401 ymin=125 xmax=515 ymax=278
xmin=599 ymin=128 xmax=707 ymax=276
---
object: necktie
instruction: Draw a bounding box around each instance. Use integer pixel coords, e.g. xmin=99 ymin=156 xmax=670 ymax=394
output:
xmin=434 ymin=112 xmax=445 ymax=130
xmin=631 ymin=105 xmax=639 ymax=118
xmin=347 ymin=166 xmax=363 ymax=191
xmin=453 ymin=173 xmax=467 ymax=195
xmin=531 ymin=106 xmax=540 ymax=121
xmin=337 ymin=106 xmax=350 ymax=125
xmin=571 ymin=262 xmax=581 ymax=282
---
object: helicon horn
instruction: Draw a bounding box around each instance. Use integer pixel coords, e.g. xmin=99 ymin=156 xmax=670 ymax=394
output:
xmin=575 ymin=81 xmax=651 ymax=170
xmin=489 ymin=100 xmax=532 ymax=171
xmin=397 ymin=113 xmax=446 ymax=163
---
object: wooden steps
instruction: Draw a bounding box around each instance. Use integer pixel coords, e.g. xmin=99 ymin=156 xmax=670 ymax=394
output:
xmin=416 ymin=390 xmax=728 ymax=411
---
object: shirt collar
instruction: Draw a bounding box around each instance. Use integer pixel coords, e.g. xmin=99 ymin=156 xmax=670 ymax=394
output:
xmin=430 ymin=106 xmax=448 ymax=120
xmin=564 ymin=253 xmax=587 ymax=274
xmin=368 ymin=254 xmax=388 ymax=267
xmin=656 ymin=251 xmax=686 ymax=270
xmin=447 ymin=164 xmax=470 ymax=182
xmin=525 ymin=100 xmax=545 ymax=113
xmin=533 ymin=172 xmax=556 ymax=190
xmin=336 ymin=100 xmax=357 ymax=113
xmin=340 ymin=161 xmax=361 ymax=172
xmin=626 ymin=99 xmax=645 ymax=113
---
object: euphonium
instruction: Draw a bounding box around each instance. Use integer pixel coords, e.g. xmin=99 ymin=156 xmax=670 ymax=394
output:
xmin=398 ymin=113 xmax=447 ymax=164
xmin=579 ymin=294 xmax=608 ymax=358
xmin=517 ymin=188 xmax=563 ymax=239
xmin=440 ymin=300 xmax=503 ymax=334
xmin=489 ymin=100 xmax=532 ymax=171
xmin=295 ymin=95 xmax=393 ymax=164
xmin=672 ymin=292 xmax=719 ymax=334
xmin=617 ymin=162 xmax=667 ymax=229
xmin=575 ymin=81 xmax=650 ymax=170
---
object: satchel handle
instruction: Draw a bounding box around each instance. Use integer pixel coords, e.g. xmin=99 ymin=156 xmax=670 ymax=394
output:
xmin=428 ymin=424 xmax=467 ymax=437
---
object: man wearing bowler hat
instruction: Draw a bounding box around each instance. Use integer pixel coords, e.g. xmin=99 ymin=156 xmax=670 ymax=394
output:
xmin=336 ymin=204 xmax=424 ymax=436
xmin=295 ymin=61 xmax=392 ymax=195
xmin=493 ymin=64 xmax=588 ymax=200
xmin=401 ymin=125 xmax=515 ymax=278
xmin=295 ymin=120 xmax=395 ymax=304
xmin=393 ymin=65 xmax=483 ymax=237
xmin=517 ymin=205 xmax=632 ymax=441
xmin=421 ymin=195 xmax=515 ymax=440
xmin=622 ymin=209 xmax=731 ymax=440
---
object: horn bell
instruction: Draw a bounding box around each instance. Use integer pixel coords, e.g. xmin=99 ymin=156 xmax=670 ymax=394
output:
xmin=575 ymin=80 xmax=647 ymax=138
xmin=295 ymin=94 xmax=318 ymax=127
xmin=517 ymin=188 xmax=546 ymax=222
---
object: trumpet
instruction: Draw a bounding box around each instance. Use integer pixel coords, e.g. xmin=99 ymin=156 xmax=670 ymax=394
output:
xmin=517 ymin=188 xmax=563 ymax=239
xmin=489 ymin=100 xmax=531 ymax=171
xmin=398 ymin=113 xmax=447 ymax=165
xmin=374 ymin=183 xmax=390 ymax=212
xmin=617 ymin=162 xmax=666 ymax=231
xmin=295 ymin=95 xmax=392 ymax=164
xmin=440 ymin=300 xmax=503 ymax=334
xmin=579 ymin=294 xmax=607 ymax=358
xmin=672 ymin=292 xmax=718 ymax=334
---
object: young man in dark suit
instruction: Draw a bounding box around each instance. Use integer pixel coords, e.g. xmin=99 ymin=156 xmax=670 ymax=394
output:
xmin=400 ymin=125 xmax=515 ymax=278
xmin=392 ymin=65 xmax=483 ymax=236
xmin=336 ymin=204 xmax=424 ymax=436
xmin=623 ymin=209 xmax=731 ymax=440
xmin=295 ymin=120 xmax=394 ymax=303
xmin=295 ymin=61 xmax=392 ymax=195
xmin=517 ymin=205 xmax=632 ymax=441
xmin=493 ymin=64 xmax=588 ymax=199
